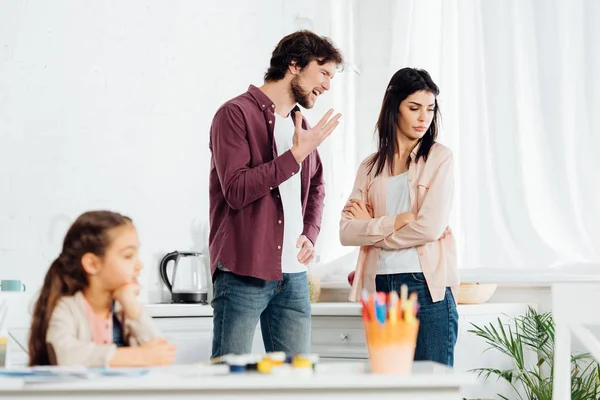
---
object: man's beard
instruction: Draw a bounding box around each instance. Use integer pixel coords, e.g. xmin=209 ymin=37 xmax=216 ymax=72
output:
xmin=290 ymin=75 xmax=313 ymax=109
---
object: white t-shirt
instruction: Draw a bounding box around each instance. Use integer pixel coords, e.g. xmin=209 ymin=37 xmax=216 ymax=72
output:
xmin=377 ymin=171 xmax=422 ymax=274
xmin=273 ymin=113 xmax=306 ymax=274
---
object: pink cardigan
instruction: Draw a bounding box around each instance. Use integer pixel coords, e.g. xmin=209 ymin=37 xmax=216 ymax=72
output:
xmin=340 ymin=142 xmax=459 ymax=303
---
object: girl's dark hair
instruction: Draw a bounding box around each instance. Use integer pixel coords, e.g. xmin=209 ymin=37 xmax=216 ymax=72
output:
xmin=28 ymin=210 xmax=132 ymax=366
xmin=264 ymin=30 xmax=344 ymax=82
xmin=367 ymin=67 xmax=441 ymax=176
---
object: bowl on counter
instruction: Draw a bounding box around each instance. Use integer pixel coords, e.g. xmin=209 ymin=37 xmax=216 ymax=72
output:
xmin=457 ymin=282 xmax=497 ymax=304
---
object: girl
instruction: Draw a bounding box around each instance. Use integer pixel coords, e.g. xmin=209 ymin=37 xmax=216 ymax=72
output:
xmin=28 ymin=211 xmax=176 ymax=367
xmin=340 ymin=68 xmax=459 ymax=366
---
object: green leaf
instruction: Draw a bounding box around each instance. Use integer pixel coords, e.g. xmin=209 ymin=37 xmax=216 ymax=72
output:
xmin=466 ymin=306 xmax=600 ymax=400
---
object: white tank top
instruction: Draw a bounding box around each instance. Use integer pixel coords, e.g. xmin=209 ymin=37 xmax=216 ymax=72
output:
xmin=377 ymin=171 xmax=422 ymax=274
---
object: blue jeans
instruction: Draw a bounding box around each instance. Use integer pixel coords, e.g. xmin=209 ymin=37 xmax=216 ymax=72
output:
xmin=375 ymin=273 xmax=458 ymax=366
xmin=211 ymin=270 xmax=311 ymax=358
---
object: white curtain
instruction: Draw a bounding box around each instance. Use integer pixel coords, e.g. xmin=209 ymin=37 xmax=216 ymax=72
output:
xmin=307 ymin=0 xmax=360 ymax=268
xmin=388 ymin=0 xmax=600 ymax=272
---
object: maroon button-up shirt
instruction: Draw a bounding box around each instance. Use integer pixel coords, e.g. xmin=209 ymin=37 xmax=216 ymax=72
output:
xmin=208 ymin=85 xmax=325 ymax=281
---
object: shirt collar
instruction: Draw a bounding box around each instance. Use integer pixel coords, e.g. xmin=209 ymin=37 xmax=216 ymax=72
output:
xmin=247 ymin=84 xmax=275 ymax=112
xmin=247 ymin=84 xmax=301 ymax=117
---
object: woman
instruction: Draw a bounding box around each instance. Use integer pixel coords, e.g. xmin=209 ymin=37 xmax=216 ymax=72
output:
xmin=340 ymin=67 xmax=459 ymax=366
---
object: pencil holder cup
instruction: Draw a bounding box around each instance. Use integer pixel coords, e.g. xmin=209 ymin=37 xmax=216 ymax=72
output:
xmin=363 ymin=319 xmax=419 ymax=374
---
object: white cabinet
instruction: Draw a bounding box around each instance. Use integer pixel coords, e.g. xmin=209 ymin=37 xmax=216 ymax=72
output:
xmin=1 ymin=293 xmax=34 ymax=367
xmin=6 ymin=327 xmax=29 ymax=367
xmin=152 ymin=317 xmax=213 ymax=364
xmin=311 ymin=316 xmax=367 ymax=360
xmin=152 ymin=316 xmax=265 ymax=364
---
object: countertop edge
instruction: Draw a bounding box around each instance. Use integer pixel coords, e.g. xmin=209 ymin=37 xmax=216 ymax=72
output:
xmin=146 ymin=302 xmax=535 ymax=318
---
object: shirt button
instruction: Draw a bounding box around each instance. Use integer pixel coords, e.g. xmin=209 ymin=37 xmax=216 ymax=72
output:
xmin=278 ymin=220 xmax=282 ymax=224
xmin=277 ymin=246 xmax=281 ymax=250
xmin=419 ymin=252 xmax=424 ymax=256
xmin=262 ymin=104 xmax=265 ymax=108
xmin=291 ymin=172 xmax=295 ymax=176
xmin=269 ymin=120 xmax=272 ymax=124
xmin=277 ymin=195 xmax=280 ymax=199
xmin=269 ymin=186 xmax=273 ymax=190
xmin=271 ymin=104 xmax=275 ymax=108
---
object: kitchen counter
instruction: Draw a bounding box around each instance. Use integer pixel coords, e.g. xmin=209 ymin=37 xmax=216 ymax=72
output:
xmin=459 ymin=265 xmax=600 ymax=286
xmin=145 ymin=301 xmax=532 ymax=318
xmin=145 ymin=303 xmax=213 ymax=318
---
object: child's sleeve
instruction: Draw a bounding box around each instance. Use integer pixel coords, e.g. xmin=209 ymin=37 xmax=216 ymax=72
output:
xmin=124 ymin=308 xmax=162 ymax=344
xmin=46 ymin=299 xmax=117 ymax=367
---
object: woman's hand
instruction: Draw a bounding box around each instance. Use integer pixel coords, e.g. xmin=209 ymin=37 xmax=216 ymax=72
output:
xmin=343 ymin=199 xmax=372 ymax=220
xmin=113 ymin=283 xmax=142 ymax=320
xmin=439 ymin=226 xmax=452 ymax=240
xmin=394 ymin=212 xmax=415 ymax=230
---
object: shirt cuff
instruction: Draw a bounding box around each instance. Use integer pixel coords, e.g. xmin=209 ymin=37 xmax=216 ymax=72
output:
xmin=382 ymin=215 xmax=397 ymax=237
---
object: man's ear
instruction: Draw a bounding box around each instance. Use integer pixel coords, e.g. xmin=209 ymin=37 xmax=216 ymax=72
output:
xmin=81 ymin=253 xmax=100 ymax=275
xmin=288 ymin=60 xmax=301 ymax=75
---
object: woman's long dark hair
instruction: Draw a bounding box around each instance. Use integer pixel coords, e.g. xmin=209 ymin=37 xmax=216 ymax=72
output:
xmin=367 ymin=67 xmax=441 ymax=176
xmin=28 ymin=211 xmax=132 ymax=366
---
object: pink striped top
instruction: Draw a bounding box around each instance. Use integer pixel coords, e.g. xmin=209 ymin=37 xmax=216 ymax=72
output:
xmin=82 ymin=297 xmax=113 ymax=345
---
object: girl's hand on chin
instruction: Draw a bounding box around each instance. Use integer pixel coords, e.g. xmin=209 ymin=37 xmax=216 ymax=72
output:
xmin=113 ymin=283 xmax=142 ymax=319
xmin=113 ymin=282 xmax=141 ymax=302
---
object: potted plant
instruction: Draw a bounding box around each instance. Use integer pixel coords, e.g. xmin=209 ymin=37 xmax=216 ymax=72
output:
xmin=465 ymin=306 xmax=600 ymax=400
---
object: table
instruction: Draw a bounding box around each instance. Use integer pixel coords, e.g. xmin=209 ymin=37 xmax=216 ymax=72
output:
xmin=0 ymin=361 xmax=474 ymax=399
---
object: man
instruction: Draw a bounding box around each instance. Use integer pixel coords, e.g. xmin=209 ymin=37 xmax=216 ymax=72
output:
xmin=208 ymin=30 xmax=344 ymax=358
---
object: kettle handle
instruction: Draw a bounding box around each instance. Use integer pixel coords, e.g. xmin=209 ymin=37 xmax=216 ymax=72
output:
xmin=159 ymin=251 xmax=179 ymax=293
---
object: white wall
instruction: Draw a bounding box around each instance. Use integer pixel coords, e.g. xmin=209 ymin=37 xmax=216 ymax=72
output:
xmin=10 ymin=0 xmax=590 ymax=299
xmin=0 ymin=0 xmax=361 ymax=301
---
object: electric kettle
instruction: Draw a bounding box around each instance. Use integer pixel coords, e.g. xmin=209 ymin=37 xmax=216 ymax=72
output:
xmin=159 ymin=251 xmax=209 ymax=304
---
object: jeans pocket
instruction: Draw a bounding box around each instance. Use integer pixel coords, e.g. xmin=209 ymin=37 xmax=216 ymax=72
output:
xmin=283 ymin=272 xmax=309 ymax=294
xmin=411 ymin=273 xmax=427 ymax=283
